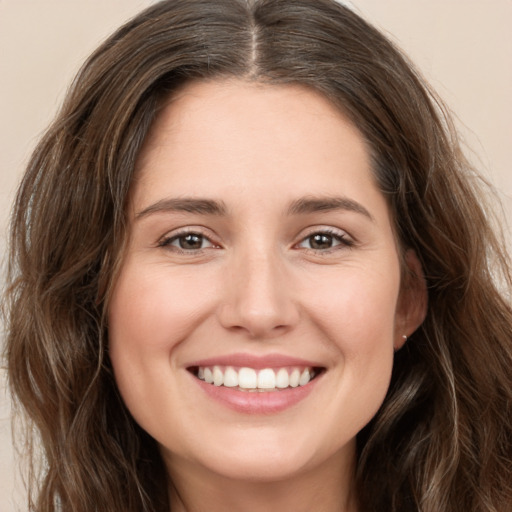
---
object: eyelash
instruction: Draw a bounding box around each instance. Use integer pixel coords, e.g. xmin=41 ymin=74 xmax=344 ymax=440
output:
xmin=296 ymin=228 xmax=354 ymax=253
xmin=157 ymin=229 xmax=217 ymax=254
xmin=157 ymin=228 xmax=354 ymax=255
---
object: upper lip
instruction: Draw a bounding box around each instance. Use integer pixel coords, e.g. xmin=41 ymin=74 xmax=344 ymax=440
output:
xmin=186 ymin=352 xmax=324 ymax=369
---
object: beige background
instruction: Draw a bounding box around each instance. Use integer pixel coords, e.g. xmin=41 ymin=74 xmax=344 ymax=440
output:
xmin=1 ymin=1 xmax=511 ymax=510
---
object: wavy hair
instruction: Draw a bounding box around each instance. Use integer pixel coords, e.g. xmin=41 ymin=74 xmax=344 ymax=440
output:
xmin=4 ymin=0 xmax=511 ymax=510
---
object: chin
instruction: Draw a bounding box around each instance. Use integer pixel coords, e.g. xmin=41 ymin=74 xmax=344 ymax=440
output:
xmin=198 ymin=448 xmax=316 ymax=483
xmin=162 ymin=423 xmax=356 ymax=484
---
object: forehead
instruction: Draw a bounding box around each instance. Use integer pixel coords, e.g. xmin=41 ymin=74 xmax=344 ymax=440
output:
xmin=137 ymin=80 xmax=369 ymax=164
xmin=130 ymin=79 xmax=384 ymax=219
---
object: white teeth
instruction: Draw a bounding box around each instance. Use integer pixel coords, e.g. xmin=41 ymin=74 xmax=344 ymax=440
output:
xmin=238 ymin=367 xmax=257 ymax=389
xmin=289 ymin=368 xmax=300 ymax=388
xmin=195 ymin=365 xmax=317 ymax=390
xmin=257 ymin=368 xmax=276 ymax=389
xmin=204 ymin=367 xmax=214 ymax=384
xmin=213 ymin=366 xmax=223 ymax=386
xmin=223 ymin=367 xmax=238 ymax=387
xmin=276 ymin=368 xmax=289 ymax=388
xmin=299 ymin=368 xmax=311 ymax=386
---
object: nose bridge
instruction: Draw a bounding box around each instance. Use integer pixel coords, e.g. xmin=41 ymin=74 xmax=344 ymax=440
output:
xmin=219 ymin=243 xmax=299 ymax=338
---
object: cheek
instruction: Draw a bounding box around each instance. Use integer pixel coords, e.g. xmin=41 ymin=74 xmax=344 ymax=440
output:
xmin=109 ymin=263 xmax=213 ymax=354
xmin=303 ymin=267 xmax=399 ymax=434
xmin=303 ymin=264 xmax=399 ymax=406
xmin=107 ymin=262 xmax=217 ymax=417
xmin=301 ymin=263 xmax=400 ymax=351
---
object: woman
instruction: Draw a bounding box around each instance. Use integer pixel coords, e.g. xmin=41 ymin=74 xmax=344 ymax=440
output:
xmin=4 ymin=0 xmax=512 ymax=511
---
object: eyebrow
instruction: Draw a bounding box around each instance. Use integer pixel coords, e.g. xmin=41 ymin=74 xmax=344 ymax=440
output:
xmin=136 ymin=198 xmax=227 ymax=219
xmin=287 ymin=196 xmax=374 ymax=221
xmin=135 ymin=195 xmax=373 ymax=221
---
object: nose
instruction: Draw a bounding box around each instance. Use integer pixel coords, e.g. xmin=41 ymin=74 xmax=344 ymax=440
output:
xmin=217 ymin=249 xmax=300 ymax=339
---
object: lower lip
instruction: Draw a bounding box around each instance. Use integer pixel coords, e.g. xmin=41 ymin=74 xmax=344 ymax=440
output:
xmin=191 ymin=374 xmax=321 ymax=414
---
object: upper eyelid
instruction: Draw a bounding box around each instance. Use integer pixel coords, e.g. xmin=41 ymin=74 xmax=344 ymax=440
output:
xmin=157 ymin=226 xmax=219 ymax=247
xmin=297 ymin=225 xmax=353 ymax=240
xmin=159 ymin=225 xmax=216 ymax=238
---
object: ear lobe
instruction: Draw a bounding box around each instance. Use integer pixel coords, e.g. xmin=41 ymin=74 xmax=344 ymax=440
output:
xmin=394 ymin=249 xmax=428 ymax=350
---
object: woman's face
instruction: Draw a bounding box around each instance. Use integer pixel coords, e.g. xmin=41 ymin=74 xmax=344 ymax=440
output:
xmin=108 ymin=80 xmax=425 ymax=483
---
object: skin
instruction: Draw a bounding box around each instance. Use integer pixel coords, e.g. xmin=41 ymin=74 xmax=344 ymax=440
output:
xmin=108 ymin=80 xmax=426 ymax=512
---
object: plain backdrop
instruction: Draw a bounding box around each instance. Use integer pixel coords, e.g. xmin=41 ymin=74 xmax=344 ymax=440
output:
xmin=1 ymin=1 xmax=511 ymax=510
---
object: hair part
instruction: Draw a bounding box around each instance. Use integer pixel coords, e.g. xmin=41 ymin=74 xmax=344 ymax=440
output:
xmin=4 ymin=1 xmax=511 ymax=511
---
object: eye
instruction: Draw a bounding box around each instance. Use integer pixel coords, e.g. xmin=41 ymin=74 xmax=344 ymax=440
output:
xmin=159 ymin=231 xmax=216 ymax=251
xmin=297 ymin=230 xmax=353 ymax=251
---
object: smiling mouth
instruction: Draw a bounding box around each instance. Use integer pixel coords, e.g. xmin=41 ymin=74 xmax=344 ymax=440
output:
xmin=188 ymin=365 xmax=324 ymax=392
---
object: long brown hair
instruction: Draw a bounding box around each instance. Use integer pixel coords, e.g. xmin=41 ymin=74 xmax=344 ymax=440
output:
xmin=4 ymin=1 xmax=511 ymax=510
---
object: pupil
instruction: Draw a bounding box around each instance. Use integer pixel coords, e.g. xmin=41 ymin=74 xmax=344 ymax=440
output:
xmin=311 ymin=234 xmax=332 ymax=250
xmin=180 ymin=234 xmax=203 ymax=250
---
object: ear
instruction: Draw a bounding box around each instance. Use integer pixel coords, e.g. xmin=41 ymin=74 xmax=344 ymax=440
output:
xmin=394 ymin=249 xmax=428 ymax=350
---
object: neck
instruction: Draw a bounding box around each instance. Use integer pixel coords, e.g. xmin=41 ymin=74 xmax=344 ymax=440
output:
xmin=165 ymin=448 xmax=358 ymax=512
